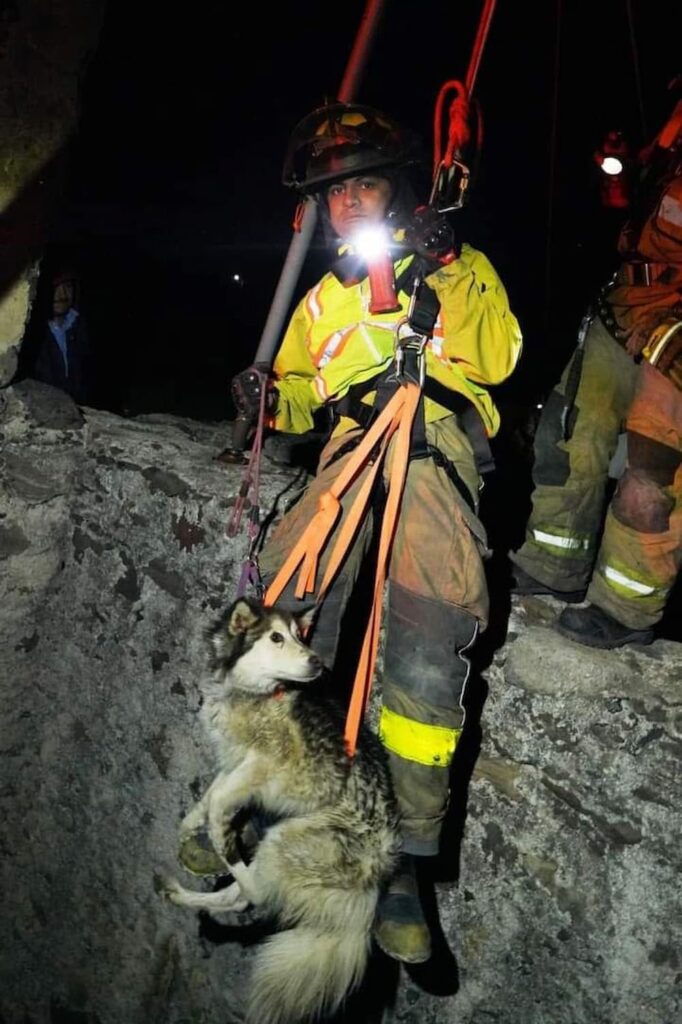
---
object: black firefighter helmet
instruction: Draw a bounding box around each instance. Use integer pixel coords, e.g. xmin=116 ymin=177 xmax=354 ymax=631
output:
xmin=282 ymin=102 xmax=424 ymax=194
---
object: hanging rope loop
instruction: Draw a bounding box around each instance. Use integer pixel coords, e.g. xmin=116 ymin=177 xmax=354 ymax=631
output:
xmin=429 ymin=0 xmax=496 ymax=211
xmin=434 ymin=80 xmax=471 ymax=174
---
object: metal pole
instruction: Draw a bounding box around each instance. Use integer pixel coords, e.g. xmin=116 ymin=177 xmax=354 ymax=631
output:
xmin=251 ymin=201 xmax=318 ymax=363
xmin=251 ymin=0 xmax=389 ymax=365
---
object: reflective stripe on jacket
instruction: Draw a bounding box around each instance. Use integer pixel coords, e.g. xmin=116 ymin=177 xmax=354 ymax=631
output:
xmin=272 ymin=245 xmax=522 ymax=437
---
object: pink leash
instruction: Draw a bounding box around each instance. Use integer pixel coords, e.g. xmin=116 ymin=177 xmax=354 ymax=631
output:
xmin=225 ymin=369 xmax=268 ymax=598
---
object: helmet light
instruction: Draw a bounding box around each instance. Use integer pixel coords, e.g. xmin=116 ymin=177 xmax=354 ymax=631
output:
xmin=594 ymin=129 xmax=631 ymax=209
xmin=600 ymin=155 xmax=624 ymax=176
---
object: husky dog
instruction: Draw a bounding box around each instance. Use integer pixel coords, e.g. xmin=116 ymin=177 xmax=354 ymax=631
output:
xmin=158 ymin=597 xmax=400 ymax=1024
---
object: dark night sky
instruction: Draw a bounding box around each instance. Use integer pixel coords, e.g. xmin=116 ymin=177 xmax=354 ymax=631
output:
xmin=38 ymin=0 xmax=679 ymax=420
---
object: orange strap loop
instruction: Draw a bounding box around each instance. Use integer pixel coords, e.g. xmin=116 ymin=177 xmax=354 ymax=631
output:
xmin=264 ymin=382 xmax=422 ymax=756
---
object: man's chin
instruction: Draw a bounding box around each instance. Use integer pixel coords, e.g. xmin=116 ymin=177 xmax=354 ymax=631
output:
xmin=340 ymin=219 xmax=367 ymax=238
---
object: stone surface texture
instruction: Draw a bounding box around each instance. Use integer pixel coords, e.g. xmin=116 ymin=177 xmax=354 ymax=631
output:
xmin=1 ymin=381 xmax=680 ymax=1024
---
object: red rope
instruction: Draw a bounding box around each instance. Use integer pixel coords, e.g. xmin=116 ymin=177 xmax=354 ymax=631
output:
xmin=432 ymin=0 xmax=497 ymax=174
xmin=433 ymin=81 xmax=471 ymax=173
xmin=465 ymin=0 xmax=497 ymax=96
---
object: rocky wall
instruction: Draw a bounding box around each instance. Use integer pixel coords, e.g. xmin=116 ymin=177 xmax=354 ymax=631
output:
xmin=1 ymin=381 xmax=680 ymax=1024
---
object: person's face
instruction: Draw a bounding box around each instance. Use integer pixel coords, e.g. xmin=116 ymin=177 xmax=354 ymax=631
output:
xmin=52 ymin=280 xmax=74 ymax=317
xmin=326 ymin=175 xmax=392 ymax=242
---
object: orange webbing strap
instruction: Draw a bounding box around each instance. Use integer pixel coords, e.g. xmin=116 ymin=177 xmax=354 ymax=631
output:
xmin=263 ymin=382 xmax=422 ymax=756
xmin=264 ymin=386 xmax=411 ymax=608
xmin=343 ymin=382 xmax=420 ymax=755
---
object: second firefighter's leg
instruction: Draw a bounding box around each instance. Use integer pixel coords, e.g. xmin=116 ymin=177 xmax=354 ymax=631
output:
xmin=374 ymin=417 xmax=485 ymax=963
xmin=512 ymin=320 xmax=636 ymax=595
xmin=560 ymin=363 xmax=682 ymax=644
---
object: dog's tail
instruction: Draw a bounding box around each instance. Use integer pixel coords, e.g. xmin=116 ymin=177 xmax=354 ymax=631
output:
xmin=246 ymin=920 xmax=371 ymax=1024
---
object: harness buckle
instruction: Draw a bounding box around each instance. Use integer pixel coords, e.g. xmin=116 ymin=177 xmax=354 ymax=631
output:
xmin=393 ymin=318 xmax=427 ymax=387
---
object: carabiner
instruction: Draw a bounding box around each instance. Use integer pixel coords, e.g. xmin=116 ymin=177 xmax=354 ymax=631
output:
xmin=392 ymin=318 xmax=428 ymax=387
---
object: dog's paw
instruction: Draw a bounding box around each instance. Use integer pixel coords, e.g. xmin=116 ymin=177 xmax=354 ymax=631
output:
xmin=177 ymin=832 xmax=226 ymax=877
xmin=220 ymin=879 xmax=250 ymax=913
xmin=153 ymin=872 xmax=187 ymax=905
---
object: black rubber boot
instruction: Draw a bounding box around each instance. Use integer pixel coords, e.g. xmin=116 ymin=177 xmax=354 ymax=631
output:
xmin=511 ymin=565 xmax=586 ymax=604
xmin=556 ymin=603 xmax=655 ymax=649
xmin=373 ymin=853 xmax=432 ymax=964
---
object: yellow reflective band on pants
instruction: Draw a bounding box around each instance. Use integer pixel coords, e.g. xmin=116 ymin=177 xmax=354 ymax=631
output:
xmin=379 ymin=706 xmax=462 ymax=767
xmin=532 ymin=527 xmax=591 ymax=555
xmin=600 ymin=562 xmax=657 ymax=597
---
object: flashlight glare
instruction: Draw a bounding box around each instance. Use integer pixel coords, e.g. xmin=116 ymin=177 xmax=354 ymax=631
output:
xmin=352 ymin=227 xmax=389 ymax=261
xmin=601 ymin=156 xmax=623 ymax=175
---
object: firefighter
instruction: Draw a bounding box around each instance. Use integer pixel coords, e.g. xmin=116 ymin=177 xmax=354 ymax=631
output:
xmin=511 ymin=94 xmax=682 ymax=648
xmin=232 ymin=102 xmax=522 ymax=963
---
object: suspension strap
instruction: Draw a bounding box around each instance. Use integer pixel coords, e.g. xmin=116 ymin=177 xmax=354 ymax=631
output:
xmin=343 ymin=383 xmax=420 ymax=757
xmin=264 ymin=382 xmax=422 ymax=756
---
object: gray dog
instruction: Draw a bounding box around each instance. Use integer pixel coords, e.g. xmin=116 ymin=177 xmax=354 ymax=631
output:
xmin=158 ymin=597 xmax=400 ymax=1024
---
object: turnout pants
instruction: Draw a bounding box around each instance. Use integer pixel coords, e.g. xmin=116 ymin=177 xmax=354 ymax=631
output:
xmin=259 ymin=414 xmax=488 ymax=855
xmin=512 ymin=317 xmax=682 ymax=628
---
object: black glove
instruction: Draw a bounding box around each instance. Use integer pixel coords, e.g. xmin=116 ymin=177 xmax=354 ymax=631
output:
xmin=231 ymin=363 xmax=277 ymax=423
xmin=406 ymin=206 xmax=457 ymax=265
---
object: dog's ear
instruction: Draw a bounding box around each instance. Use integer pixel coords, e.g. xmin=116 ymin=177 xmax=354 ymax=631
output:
xmin=295 ymin=605 xmax=316 ymax=637
xmin=206 ymin=598 xmax=263 ymax=669
xmin=227 ymin=597 xmax=262 ymax=636
xmin=205 ymin=616 xmax=233 ymax=668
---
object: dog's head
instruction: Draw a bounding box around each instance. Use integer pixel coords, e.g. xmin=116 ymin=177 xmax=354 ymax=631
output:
xmin=206 ymin=597 xmax=323 ymax=695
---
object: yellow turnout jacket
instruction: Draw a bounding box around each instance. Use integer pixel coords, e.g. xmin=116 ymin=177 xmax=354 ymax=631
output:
xmin=272 ymin=244 xmax=522 ymax=438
